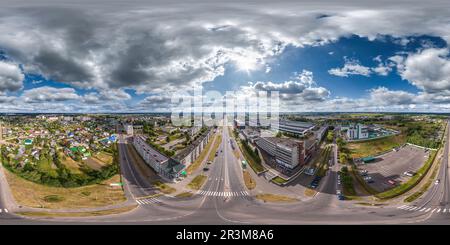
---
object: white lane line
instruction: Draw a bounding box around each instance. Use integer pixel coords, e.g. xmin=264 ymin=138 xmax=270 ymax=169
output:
xmin=437 ymin=208 xmax=441 ymax=213
xmin=444 ymin=208 xmax=447 ymax=213
xmin=3 ymin=209 xmax=7 ymax=213
xmin=409 ymin=206 xmax=419 ymax=211
xmin=431 ymin=208 xmax=437 ymax=213
xmin=207 ymin=191 xmax=211 ymax=196
xmin=0 ymin=209 xmax=2 ymax=213
xmin=419 ymin=207 xmax=427 ymax=212
xmin=398 ymin=205 xmax=408 ymax=209
xmin=136 ymin=200 xmax=143 ymax=205
xmin=425 ymin=208 xmax=431 ymax=212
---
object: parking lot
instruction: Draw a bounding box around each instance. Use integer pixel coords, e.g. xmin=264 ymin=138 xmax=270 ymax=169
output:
xmin=356 ymin=145 xmax=430 ymax=192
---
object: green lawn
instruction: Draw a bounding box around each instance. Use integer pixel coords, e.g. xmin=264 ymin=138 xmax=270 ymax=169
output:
xmin=347 ymin=133 xmax=406 ymax=158
xmin=187 ymin=175 xmax=207 ymax=190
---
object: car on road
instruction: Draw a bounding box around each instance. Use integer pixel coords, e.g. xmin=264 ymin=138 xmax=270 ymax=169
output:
xmin=203 ymin=167 xmax=209 ymax=171
xmin=403 ymin=171 xmax=415 ymax=177
xmin=207 ymin=161 xmax=213 ymax=165
xmin=364 ymin=176 xmax=374 ymax=183
xmin=309 ymin=176 xmax=321 ymax=189
xmin=387 ymin=179 xmax=396 ymax=185
xmin=359 ymin=170 xmax=368 ymax=176
xmin=435 ymin=179 xmax=440 ymax=185
xmin=215 ymin=152 xmax=218 ymax=156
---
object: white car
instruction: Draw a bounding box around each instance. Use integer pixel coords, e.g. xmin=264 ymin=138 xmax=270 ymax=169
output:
xmin=435 ymin=179 xmax=440 ymax=185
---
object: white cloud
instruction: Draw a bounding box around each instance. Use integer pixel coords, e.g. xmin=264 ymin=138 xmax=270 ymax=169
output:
xmin=396 ymin=48 xmax=450 ymax=93
xmin=22 ymin=86 xmax=80 ymax=103
xmin=328 ymin=59 xmax=372 ymax=77
xmin=0 ymin=60 xmax=24 ymax=92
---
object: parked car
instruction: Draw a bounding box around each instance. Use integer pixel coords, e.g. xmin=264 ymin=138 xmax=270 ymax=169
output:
xmin=387 ymin=180 xmax=396 ymax=185
xmin=403 ymin=171 xmax=415 ymax=177
xmin=338 ymin=194 xmax=345 ymax=200
xmin=203 ymin=167 xmax=209 ymax=171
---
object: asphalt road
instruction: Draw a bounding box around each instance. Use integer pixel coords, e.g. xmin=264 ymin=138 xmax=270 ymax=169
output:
xmin=1 ymin=122 xmax=450 ymax=224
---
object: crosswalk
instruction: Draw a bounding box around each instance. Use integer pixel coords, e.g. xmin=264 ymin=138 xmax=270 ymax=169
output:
xmin=196 ymin=190 xmax=249 ymax=197
xmin=136 ymin=197 xmax=161 ymax=205
xmin=397 ymin=205 xmax=450 ymax=215
xmin=0 ymin=208 xmax=8 ymax=214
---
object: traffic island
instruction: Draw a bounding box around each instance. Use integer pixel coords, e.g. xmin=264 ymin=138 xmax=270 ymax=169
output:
xmin=16 ymin=204 xmax=138 ymax=218
xmin=187 ymin=175 xmax=207 ymax=190
xmin=243 ymin=170 xmax=256 ymax=190
xmin=255 ymin=193 xmax=298 ymax=203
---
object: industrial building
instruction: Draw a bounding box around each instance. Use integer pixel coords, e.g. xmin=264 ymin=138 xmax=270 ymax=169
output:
xmin=255 ymin=137 xmax=316 ymax=171
xmin=342 ymin=124 xmax=369 ymax=140
xmin=275 ymin=120 xmax=315 ymax=137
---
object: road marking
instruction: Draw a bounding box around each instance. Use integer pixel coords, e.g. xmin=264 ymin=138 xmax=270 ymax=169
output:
xmin=444 ymin=208 xmax=447 ymax=213
xmin=398 ymin=205 xmax=407 ymax=209
xmin=3 ymin=209 xmax=7 ymax=213
xmin=437 ymin=208 xmax=441 ymax=213
xmin=0 ymin=209 xmax=2 ymax=213
xmin=419 ymin=207 xmax=427 ymax=212
xmin=431 ymin=208 xmax=437 ymax=213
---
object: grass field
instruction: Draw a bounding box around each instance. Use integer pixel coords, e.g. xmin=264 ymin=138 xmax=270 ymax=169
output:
xmin=271 ymin=176 xmax=288 ymax=185
xmin=152 ymin=180 xmax=176 ymax=194
xmin=187 ymin=175 xmax=207 ymax=190
xmin=5 ymin=170 xmax=126 ymax=209
xmin=58 ymin=152 xmax=83 ymax=174
xmin=255 ymin=193 xmax=297 ymax=203
xmin=243 ymin=170 xmax=256 ymax=189
xmin=207 ymin=134 xmax=222 ymax=162
xmin=304 ymin=188 xmax=317 ymax=197
xmin=93 ymin=152 xmax=113 ymax=165
xmin=17 ymin=205 xmax=137 ymax=217
xmin=175 ymin=192 xmax=194 ymax=198
xmin=347 ymin=133 xmax=406 ymax=158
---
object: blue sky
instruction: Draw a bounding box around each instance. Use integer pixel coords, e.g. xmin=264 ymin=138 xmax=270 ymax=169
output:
xmin=2 ymin=1 xmax=450 ymax=113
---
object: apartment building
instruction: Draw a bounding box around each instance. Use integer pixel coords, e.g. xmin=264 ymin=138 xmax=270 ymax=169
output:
xmin=173 ymin=127 xmax=213 ymax=167
xmin=133 ymin=135 xmax=184 ymax=181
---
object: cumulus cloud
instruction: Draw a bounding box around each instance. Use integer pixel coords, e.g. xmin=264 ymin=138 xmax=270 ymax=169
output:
xmin=328 ymin=59 xmax=372 ymax=77
xmin=22 ymin=86 xmax=80 ymax=103
xmin=243 ymin=70 xmax=330 ymax=104
xmin=396 ymin=48 xmax=450 ymax=93
xmin=1 ymin=1 xmax=450 ymax=112
xmin=0 ymin=60 xmax=24 ymax=92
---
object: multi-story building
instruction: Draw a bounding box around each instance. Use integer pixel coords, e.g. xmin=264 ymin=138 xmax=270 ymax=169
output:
xmin=275 ymin=120 xmax=315 ymax=137
xmin=256 ymin=137 xmax=316 ymax=170
xmin=173 ymin=127 xmax=213 ymax=167
xmin=233 ymin=119 xmax=246 ymax=129
xmin=344 ymin=124 xmax=369 ymax=140
xmin=133 ymin=135 xmax=184 ymax=181
xmin=125 ymin=124 xmax=134 ymax=135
